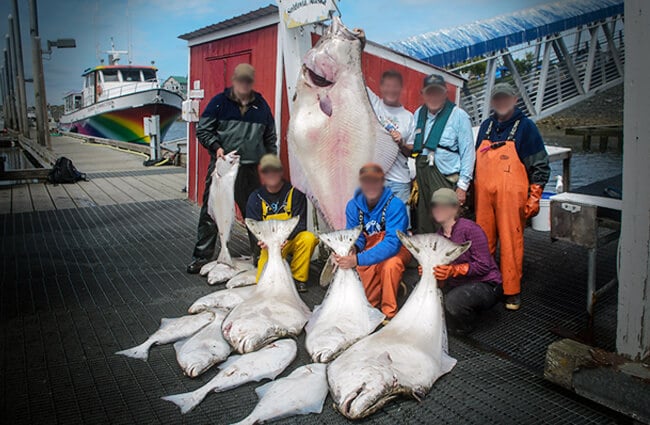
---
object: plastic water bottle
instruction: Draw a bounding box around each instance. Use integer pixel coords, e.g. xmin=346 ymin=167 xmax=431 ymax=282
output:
xmin=555 ymin=175 xmax=564 ymax=193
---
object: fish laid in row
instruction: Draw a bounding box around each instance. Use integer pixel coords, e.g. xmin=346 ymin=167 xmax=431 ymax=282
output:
xmin=188 ymin=286 xmax=257 ymax=314
xmin=230 ymin=363 xmax=328 ymax=425
xmin=327 ymin=233 xmax=470 ymax=419
xmin=305 ymin=227 xmax=384 ymax=362
xmin=222 ymin=218 xmax=311 ymax=353
xmin=115 ymin=310 xmax=215 ymax=361
xmin=288 ymin=16 xmax=398 ymax=230
xmin=162 ymin=339 xmax=297 ymax=414
xmin=174 ymin=308 xmax=231 ymax=377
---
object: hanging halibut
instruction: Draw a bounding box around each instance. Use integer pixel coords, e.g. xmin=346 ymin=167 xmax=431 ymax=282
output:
xmin=222 ymin=218 xmax=310 ymax=353
xmin=327 ymin=233 xmax=470 ymax=419
xmin=287 ymin=16 xmax=398 ymax=230
xmin=305 ymin=227 xmax=384 ymax=363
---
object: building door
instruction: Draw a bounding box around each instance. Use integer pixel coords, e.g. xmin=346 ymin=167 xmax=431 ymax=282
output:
xmin=193 ymin=51 xmax=252 ymax=205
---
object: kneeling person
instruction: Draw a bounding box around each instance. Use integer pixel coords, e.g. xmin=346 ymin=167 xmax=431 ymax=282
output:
xmin=426 ymin=188 xmax=503 ymax=334
xmin=335 ymin=164 xmax=411 ymax=319
xmin=246 ymin=154 xmax=318 ymax=293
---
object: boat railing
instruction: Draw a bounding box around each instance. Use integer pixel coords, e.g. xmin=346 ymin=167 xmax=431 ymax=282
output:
xmin=98 ymin=81 xmax=160 ymax=102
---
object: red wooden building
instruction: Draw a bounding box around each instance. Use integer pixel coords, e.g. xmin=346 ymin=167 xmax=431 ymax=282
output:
xmin=179 ymin=5 xmax=464 ymax=204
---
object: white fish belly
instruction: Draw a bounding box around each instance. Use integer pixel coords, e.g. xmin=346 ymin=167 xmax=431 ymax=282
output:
xmin=188 ymin=286 xmax=257 ymax=314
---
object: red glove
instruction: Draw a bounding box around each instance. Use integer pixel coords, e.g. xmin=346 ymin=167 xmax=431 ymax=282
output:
xmin=434 ymin=263 xmax=470 ymax=281
xmin=524 ymin=184 xmax=544 ymax=219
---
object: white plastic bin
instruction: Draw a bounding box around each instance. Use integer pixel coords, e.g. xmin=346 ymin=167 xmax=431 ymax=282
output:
xmin=531 ymin=192 xmax=553 ymax=231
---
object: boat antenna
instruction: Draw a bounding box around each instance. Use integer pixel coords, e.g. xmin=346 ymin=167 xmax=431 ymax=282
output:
xmin=126 ymin=0 xmax=133 ymax=64
xmin=106 ymin=37 xmax=128 ymax=65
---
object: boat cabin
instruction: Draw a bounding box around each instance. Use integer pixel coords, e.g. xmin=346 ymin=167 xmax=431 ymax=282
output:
xmin=63 ymin=92 xmax=83 ymax=114
xmin=80 ymin=65 xmax=159 ymax=106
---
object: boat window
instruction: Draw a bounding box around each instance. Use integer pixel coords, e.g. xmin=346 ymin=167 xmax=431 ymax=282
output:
xmin=85 ymin=73 xmax=95 ymax=88
xmin=142 ymin=69 xmax=157 ymax=82
xmin=102 ymin=69 xmax=119 ymax=82
xmin=74 ymin=95 xmax=82 ymax=109
xmin=121 ymin=69 xmax=142 ymax=82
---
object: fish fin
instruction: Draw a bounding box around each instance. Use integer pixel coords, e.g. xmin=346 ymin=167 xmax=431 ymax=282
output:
xmin=173 ymin=338 xmax=187 ymax=354
xmin=318 ymin=226 xmax=362 ymax=256
xmin=254 ymin=380 xmax=276 ymax=398
xmin=245 ymin=217 xmax=300 ymax=246
xmin=115 ymin=339 xmax=154 ymax=361
xmin=226 ymin=269 xmax=258 ymax=289
xmin=319 ymin=255 xmax=337 ymax=287
xmin=319 ymin=94 xmax=332 ymax=116
xmin=216 ymin=246 xmax=234 ymax=267
xmin=161 ymin=388 xmax=208 ymax=415
xmin=440 ymin=353 xmax=457 ymax=375
xmin=372 ymin=120 xmax=399 ymax=174
xmin=397 ymin=232 xmax=471 ymax=268
xmin=199 ymin=260 xmax=219 ymax=276
xmin=217 ymin=353 xmax=242 ymax=370
xmin=366 ymin=306 xmax=386 ymax=331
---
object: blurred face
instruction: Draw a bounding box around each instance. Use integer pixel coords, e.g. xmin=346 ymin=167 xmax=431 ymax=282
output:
xmin=422 ymin=86 xmax=448 ymax=113
xmin=260 ymin=168 xmax=283 ymax=188
xmin=431 ymin=203 xmax=458 ymax=224
xmin=232 ymin=77 xmax=254 ymax=98
xmin=379 ymin=77 xmax=403 ymax=106
xmin=491 ymin=94 xmax=518 ymax=117
xmin=360 ymin=177 xmax=384 ymax=202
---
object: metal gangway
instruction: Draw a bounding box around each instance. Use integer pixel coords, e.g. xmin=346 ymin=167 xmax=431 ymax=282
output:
xmin=390 ymin=0 xmax=624 ymax=125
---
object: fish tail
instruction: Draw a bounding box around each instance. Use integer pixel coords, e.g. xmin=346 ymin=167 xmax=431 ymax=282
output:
xmin=115 ymin=339 xmax=154 ymax=361
xmin=318 ymin=226 xmax=363 ymax=256
xmin=161 ymin=386 xmax=209 ymax=414
xmin=396 ymin=232 xmax=470 ymax=268
xmin=245 ymin=217 xmax=300 ymax=246
xmin=216 ymin=243 xmax=233 ymax=266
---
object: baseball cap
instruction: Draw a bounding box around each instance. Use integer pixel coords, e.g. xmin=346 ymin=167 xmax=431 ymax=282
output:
xmin=259 ymin=154 xmax=283 ymax=172
xmin=233 ymin=63 xmax=255 ymax=82
xmin=491 ymin=82 xmax=517 ymax=97
xmin=430 ymin=188 xmax=459 ymax=206
xmin=359 ymin=163 xmax=385 ymax=181
xmin=422 ymin=74 xmax=446 ymax=92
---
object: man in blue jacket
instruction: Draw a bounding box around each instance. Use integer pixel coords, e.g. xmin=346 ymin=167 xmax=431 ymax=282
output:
xmin=334 ymin=163 xmax=411 ymax=319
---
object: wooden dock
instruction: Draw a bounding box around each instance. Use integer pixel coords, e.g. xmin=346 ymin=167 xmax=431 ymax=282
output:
xmin=0 ymin=134 xmax=187 ymax=214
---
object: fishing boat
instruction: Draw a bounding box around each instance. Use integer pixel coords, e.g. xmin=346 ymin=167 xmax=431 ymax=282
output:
xmin=59 ymin=42 xmax=182 ymax=144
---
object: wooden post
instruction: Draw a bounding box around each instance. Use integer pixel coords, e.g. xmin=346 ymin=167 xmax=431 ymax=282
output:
xmin=617 ymin=0 xmax=650 ymax=360
xmin=8 ymin=15 xmax=27 ymax=137
xmin=582 ymin=134 xmax=591 ymax=152
xmin=28 ymin=0 xmax=49 ymax=149
xmin=11 ymin=0 xmax=29 ymax=138
xmin=599 ymin=135 xmax=608 ymax=153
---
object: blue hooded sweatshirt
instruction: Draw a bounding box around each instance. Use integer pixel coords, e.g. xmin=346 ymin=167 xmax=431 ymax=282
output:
xmin=345 ymin=187 xmax=409 ymax=267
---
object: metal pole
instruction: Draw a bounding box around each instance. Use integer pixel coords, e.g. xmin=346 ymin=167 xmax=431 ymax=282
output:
xmin=4 ymin=50 xmax=15 ymax=130
xmin=11 ymin=0 xmax=30 ymax=138
xmin=5 ymin=37 xmax=17 ymax=131
xmin=8 ymin=15 xmax=27 ymax=136
xmin=28 ymin=0 xmax=49 ymax=148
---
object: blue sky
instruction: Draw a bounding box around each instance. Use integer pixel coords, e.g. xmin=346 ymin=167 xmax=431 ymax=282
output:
xmin=0 ymin=0 xmax=552 ymax=105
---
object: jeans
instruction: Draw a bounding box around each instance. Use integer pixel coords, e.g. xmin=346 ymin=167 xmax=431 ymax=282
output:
xmin=443 ymin=282 xmax=503 ymax=333
xmin=385 ymin=179 xmax=411 ymax=227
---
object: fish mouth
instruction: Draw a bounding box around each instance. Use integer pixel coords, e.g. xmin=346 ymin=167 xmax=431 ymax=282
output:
xmin=305 ymin=66 xmax=334 ymax=88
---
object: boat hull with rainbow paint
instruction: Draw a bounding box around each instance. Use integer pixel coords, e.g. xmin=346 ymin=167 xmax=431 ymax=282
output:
xmin=59 ymin=88 xmax=182 ymax=144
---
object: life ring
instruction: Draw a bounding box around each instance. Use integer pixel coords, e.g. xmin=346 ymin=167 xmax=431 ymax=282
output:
xmin=96 ymin=83 xmax=103 ymax=96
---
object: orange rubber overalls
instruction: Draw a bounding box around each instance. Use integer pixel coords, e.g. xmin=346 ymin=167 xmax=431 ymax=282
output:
xmin=475 ymin=120 xmax=527 ymax=296
xmin=356 ymin=196 xmax=412 ymax=319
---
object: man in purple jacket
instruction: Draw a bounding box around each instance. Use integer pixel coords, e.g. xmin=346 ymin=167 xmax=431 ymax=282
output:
xmin=422 ymin=188 xmax=503 ymax=334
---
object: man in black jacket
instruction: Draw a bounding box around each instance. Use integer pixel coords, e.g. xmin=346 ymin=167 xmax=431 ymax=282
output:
xmin=187 ymin=63 xmax=277 ymax=273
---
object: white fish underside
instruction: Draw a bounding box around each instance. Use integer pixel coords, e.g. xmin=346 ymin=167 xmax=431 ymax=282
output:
xmin=207 ymin=152 xmax=239 ymax=267
xmin=205 ymin=258 xmax=254 ymax=285
xmin=222 ymin=218 xmax=310 ymax=353
xmin=305 ymin=227 xmax=384 ymax=363
xmin=173 ymin=309 xmax=231 ymax=378
xmin=188 ymin=286 xmax=257 ymax=314
xmin=288 ymin=17 xmax=398 ymax=230
xmin=161 ymin=339 xmax=297 ymax=414
xmin=327 ymin=233 xmax=471 ymax=419
xmin=230 ymin=363 xmax=329 ymax=425
xmin=115 ymin=311 xmax=215 ymax=361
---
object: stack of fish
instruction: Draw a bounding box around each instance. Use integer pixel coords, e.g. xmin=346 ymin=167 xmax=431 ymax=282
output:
xmin=114 ymin=17 xmax=469 ymax=424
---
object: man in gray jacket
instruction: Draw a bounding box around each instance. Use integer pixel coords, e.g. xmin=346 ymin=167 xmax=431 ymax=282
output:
xmin=187 ymin=63 xmax=277 ymax=273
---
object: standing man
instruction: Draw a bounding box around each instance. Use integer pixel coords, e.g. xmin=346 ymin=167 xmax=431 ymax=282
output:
xmin=246 ymin=154 xmax=319 ymax=293
xmin=187 ymin=63 xmax=277 ymax=273
xmin=367 ymin=70 xmax=416 ymax=208
xmin=474 ymin=83 xmax=550 ymax=310
xmin=334 ymin=164 xmax=411 ymax=320
xmin=411 ymin=74 xmax=475 ymax=235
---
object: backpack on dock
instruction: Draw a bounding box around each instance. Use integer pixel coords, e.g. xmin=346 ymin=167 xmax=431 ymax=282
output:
xmin=47 ymin=157 xmax=87 ymax=184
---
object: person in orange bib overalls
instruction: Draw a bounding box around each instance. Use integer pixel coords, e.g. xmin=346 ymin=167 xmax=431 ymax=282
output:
xmin=474 ymin=83 xmax=550 ymax=311
xmin=246 ymin=154 xmax=319 ymax=293
xmin=334 ymin=164 xmax=411 ymax=320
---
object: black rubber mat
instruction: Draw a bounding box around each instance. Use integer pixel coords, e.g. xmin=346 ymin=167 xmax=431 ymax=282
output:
xmin=85 ymin=167 xmax=186 ymax=179
xmin=0 ymin=200 xmax=624 ymax=424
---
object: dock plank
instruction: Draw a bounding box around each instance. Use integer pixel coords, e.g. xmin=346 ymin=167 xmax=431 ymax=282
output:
xmin=11 ymin=185 xmax=33 ymax=213
xmin=103 ymin=177 xmax=155 ymax=203
xmin=79 ymin=180 xmax=117 ymax=206
xmin=45 ymin=183 xmax=77 ymax=210
xmin=89 ymin=178 xmax=136 ymax=204
xmin=149 ymin=173 xmax=186 ymax=193
xmin=62 ymin=183 xmax=97 ymax=208
xmin=120 ymin=176 xmax=170 ymax=201
xmin=0 ymin=187 xmax=11 ymax=214
xmin=29 ymin=184 xmax=56 ymax=211
xmin=132 ymin=174 xmax=182 ymax=199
